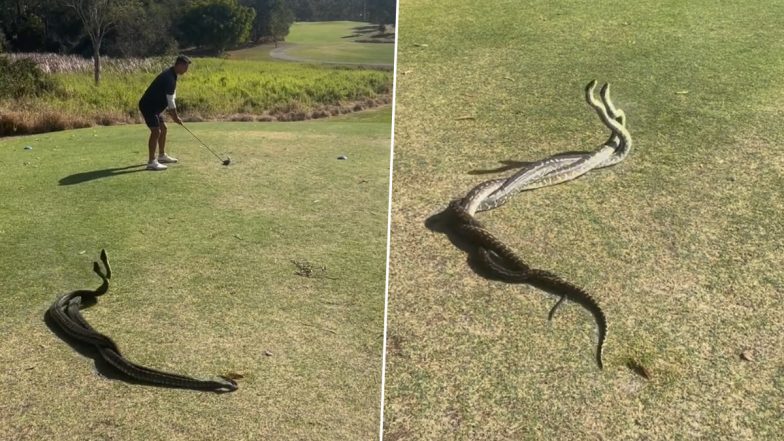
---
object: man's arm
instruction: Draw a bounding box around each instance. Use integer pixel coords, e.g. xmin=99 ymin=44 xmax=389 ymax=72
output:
xmin=165 ymin=75 xmax=183 ymax=125
xmin=166 ymin=106 xmax=183 ymax=125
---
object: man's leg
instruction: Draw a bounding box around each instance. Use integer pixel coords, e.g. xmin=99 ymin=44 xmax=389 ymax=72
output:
xmin=148 ymin=127 xmax=160 ymax=162
xmin=158 ymin=120 xmax=167 ymax=156
xmin=156 ymin=118 xmax=178 ymax=163
xmin=142 ymin=110 xmax=167 ymax=170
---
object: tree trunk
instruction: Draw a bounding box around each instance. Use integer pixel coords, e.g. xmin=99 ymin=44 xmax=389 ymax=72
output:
xmin=93 ymin=39 xmax=101 ymax=85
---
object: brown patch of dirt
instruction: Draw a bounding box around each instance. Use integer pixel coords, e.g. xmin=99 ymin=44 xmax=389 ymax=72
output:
xmin=383 ymin=429 xmax=412 ymax=441
xmin=387 ymin=334 xmax=405 ymax=358
xmin=227 ymin=114 xmax=255 ymax=122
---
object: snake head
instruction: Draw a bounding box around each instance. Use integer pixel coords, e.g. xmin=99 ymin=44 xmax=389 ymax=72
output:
xmin=585 ymin=79 xmax=598 ymax=96
xmin=99 ymin=249 xmax=111 ymax=279
xmin=216 ymin=376 xmax=239 ymax=392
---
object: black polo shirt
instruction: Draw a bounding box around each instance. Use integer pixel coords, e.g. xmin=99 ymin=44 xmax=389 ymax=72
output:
xmin=139 ymin=67 xmax=177 ymax=114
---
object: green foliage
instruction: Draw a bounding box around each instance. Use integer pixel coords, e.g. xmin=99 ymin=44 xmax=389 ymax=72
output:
xmin=269 ymin=0 xmax=295 ymax=43
xmin=3 ymin=56 xmax=390 ymax=118
xmin=368 ymin=0 xmax=396 ymax=25
xmin=0 ymin=55 xmax=55 ymax=98
xmin=0 ymin=0 xmax=297 ymax=55
xmin=108 ymin=2 xmax=178 ymax=57
xmin=239 ymin=0 xmax=294 ymax=43
xmin=239 ymin=0 xmax=270 ymax=41
xmin=2 ymin=10 xmax=46 ymax=51
xmin=177 ymin=0 xmax=256 ymax=53
xmin=287 ymin=0 xmax=366 ymax=21
xmin=0 ymin=0 xmax=77 ymax=52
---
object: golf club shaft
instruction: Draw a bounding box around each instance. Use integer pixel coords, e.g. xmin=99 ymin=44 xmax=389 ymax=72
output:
xmin=180 ymin=123 xmax=225 ymax=161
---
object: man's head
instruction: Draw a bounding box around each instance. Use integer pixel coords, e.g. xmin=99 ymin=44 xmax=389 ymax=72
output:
xmin=174 ymin=55 xmax=191 ymax=75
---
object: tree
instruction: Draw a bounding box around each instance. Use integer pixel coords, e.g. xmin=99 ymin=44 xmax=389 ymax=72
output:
xmin=0 ymin=26 xmax=6 ymax=52
xmin=287 ymin=0 xmax=314 ymax=21
xmin=1 ymin=0 xmax=47 ymax=51
xmin=239 ymin=0 xmax=271 ymax=42
xmin=368 ymin=0 xmax=395 ymax=27
xmin=177 ymin=0 xmax=255 ymax=53
xmin=62 ymin=0 xmax=139 ymax=85
xmin=268 ymin=1 xmax=293 ymax=46
xmin=285 ymin=0 xmax=368 ymax=22
xmin=108 ymin=2 xmax=177 ymax=57
xmin=238 ymin=0 xmax=293 ymax=44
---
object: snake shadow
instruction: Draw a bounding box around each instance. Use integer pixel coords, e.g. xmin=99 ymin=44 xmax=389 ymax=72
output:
xmin=43 ymin=308 xmax=203 ymax=391
xmin=59 ymin=164 xmax=147 ymax=186
xmin=467 ymin=152 xmax=597 ymax=176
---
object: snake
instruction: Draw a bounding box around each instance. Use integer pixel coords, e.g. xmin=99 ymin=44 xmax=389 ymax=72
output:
xmin=447 ymin=80 xmax=632 ymax=369
xmin=47 ymin=249 xmax=238 ymax=392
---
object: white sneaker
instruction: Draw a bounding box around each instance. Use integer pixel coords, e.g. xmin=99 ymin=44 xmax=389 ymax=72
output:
xmin=158 ymin=153 xmax=178 ymax=163
xmin=146 ymin=159 xmax=168 ymax=171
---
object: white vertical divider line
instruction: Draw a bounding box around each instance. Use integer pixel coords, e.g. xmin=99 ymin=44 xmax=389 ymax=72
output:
xmin=378 ymin=1 xmax=401 ymax=439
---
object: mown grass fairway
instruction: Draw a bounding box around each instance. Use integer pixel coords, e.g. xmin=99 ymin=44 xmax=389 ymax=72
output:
xmin=386 ymin=1 xmax=783 ymax=439
xmin=0 ymin=108 xmax=390 ymax=440
xmin=231 ymin=21 xmax=394 ymax=67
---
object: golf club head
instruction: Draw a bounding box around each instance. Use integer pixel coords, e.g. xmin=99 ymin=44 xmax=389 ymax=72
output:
xmin=222 ymin=157 xmax=231 ymax=166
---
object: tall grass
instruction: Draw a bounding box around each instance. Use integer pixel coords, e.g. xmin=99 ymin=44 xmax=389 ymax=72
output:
xmin=0 ymin=55 xmax=392 ymax=136
xmin=6 ymin=53 xmax=170 ymax=74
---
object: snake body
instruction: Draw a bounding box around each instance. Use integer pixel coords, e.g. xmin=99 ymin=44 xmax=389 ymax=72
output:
xmin=449 ymin=80 xmax=632 ymax=369
xmin=47 ymin=250 xmax=238 ymax=392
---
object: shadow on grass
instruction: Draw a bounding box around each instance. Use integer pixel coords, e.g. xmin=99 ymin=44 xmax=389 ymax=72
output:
xmin=467 ymin=151 xmax=597 ymax=175
xmin=43 ymin=303 xmax=234 ymax=393
xmin=43 ymin=308 xmax=159 ymax=387
xmin=352 ymin=25 xmax=379 ymax=33
xmin=59 ymin=164 xmax=147 ymax=186
xmin=425 ymin=206 xmax=504 ymax=281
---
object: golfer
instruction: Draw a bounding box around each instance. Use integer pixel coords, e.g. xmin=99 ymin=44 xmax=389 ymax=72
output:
xmin=138 ymin=55 xmax=191 ymax=171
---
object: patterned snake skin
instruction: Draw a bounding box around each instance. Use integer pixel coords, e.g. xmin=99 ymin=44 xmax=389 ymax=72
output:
xmin=448 ymin=80 xmax=632 ymax=369
xmin=47 ymin=250 xmax=238 ymax=392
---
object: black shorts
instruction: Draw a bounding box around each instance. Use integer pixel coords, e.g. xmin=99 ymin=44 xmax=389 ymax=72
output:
xmin=140 ymin=108 xmax=165 ymax=129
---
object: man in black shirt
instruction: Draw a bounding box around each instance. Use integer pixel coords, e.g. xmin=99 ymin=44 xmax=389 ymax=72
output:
xmin=138 ymin=55 xmax=191 ymax=171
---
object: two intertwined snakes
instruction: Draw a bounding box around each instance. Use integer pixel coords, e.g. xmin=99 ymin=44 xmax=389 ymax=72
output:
xmin=448 ymin=80 xmax=632 ymax=369
xmin=47 ymin=249 xmax=238 ymax=392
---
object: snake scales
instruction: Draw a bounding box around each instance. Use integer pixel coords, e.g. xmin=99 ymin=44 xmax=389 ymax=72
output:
xmin=47 ymin=249 xmax=238 ymax=392
xmin=448 ymin=80 xmax=632 ymax=369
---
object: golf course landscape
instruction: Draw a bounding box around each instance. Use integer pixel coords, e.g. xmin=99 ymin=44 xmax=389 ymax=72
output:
xmin=0 ymin=17 xmax=393 ymax=441
xmin=0 ymin=20 xmax=394 ymax=137
xmin=385 ymin=0 xmax=783 ymax=439
xmin=230 ymin=21 xmax=395 ymax=67
xmin=0 ymin=108 xmax=391 ymax=440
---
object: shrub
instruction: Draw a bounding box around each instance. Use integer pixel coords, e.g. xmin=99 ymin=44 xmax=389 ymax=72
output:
xmin=0 ymin=56 xmax=56 ymax=99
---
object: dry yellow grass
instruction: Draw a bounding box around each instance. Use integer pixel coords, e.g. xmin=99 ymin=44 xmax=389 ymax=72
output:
xmin=384 ymin=0 xmax=784 ymax=439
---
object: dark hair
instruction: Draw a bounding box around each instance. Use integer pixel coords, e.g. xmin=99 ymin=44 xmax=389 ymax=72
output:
xmin=175 ymin=55 xmax=192 ymax=65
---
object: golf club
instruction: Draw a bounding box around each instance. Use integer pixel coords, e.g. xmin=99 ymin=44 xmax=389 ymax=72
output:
xmin=180 ymin=123 xmax=231 ymax=166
